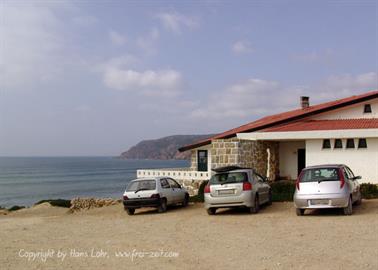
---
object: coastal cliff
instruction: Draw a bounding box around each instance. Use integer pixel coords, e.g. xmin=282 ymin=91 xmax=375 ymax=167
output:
xmin=120 ymin=134 xmax=214 ymax=160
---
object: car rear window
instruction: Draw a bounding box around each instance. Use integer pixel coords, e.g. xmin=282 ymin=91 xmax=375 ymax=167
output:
xmin=127 ymin=180 xmax=156 ymax=191
xmin=300 ymin=168 xmax=340 ymax=183
xmin=210 ymin=172 xmax=248 ymax=185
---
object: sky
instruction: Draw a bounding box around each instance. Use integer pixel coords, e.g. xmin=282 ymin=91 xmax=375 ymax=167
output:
xmin=0 ymin=0 xmax=377 ymax=156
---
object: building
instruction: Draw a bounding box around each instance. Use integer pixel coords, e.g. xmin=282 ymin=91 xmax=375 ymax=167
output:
xmin=137 ymin=90 xmax=378 ymax=194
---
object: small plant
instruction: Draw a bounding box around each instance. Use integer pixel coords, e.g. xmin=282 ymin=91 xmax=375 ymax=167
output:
xmin=189 ymin=180 xmax=209 ymax=203
xmin=8 ymin=205 xmax=26 ymax=211
xmin=270 ymin=180 xmax=296 ymax=202
xmin=35 ymin=199 xmax=72 ymax=208
xmin=360 ymin=183 xmax=378 ymax=199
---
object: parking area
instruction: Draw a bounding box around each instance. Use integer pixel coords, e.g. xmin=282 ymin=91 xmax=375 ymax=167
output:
xmin=1 ymin=200 xmax=377 ymax=270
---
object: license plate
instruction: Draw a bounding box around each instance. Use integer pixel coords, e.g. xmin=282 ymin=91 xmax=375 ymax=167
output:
xmin=311 ymin=199 xmax=329 ymax=205
xmin=218 ymin=189 xmax=234 ymax=195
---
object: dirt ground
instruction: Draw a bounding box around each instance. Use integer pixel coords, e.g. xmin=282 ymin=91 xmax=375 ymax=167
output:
xmin=0 ymin=200 xmax=377 ymax=270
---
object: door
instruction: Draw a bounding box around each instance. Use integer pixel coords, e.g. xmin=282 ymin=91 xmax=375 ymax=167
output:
xmin=167 ymin=178 xmax=184 ymax=202
xmin=254 ymin=173 xmax=269 ymax=203
xmin=197 ymin=150 xmax=208 ymax=172
xmin=160 ymin=178 xmax=174 ymax=204
xmin=297 ymin=148 xmax=306 ymax=176
xmin=344 ymin=166 xmax=359 ymax=202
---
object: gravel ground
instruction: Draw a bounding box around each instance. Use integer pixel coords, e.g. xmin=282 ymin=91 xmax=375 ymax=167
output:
xmin=0 ymin=200 xmax=377 ymax=270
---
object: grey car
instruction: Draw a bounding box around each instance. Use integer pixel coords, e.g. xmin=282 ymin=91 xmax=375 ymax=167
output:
xmin=294 ymin=164 xmax=362 ymax=216
xmin=204 ymin=166 xmax=272 ymax=215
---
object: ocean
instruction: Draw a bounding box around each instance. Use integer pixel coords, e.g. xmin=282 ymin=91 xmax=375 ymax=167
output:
xmin=0 ymin=157 xmax=189 ymax=208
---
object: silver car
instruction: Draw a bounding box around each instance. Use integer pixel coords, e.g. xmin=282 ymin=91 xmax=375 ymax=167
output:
xmin=294 ymin=164 xmax=362 ymax=216
xmin=123 ymin=177 xmax=189 ymax=215
xmin=204 ymin=166 xmax=272 ymax=215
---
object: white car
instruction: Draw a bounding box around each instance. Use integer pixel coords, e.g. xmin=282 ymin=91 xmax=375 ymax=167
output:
xmin=123 ymin=177 xmax=189 ymax=215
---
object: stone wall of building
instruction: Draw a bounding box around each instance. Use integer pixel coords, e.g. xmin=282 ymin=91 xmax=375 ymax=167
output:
xmin=210 ymin=138 xmax=279 ymax=181
xmin=176 ymin=179 xmax=207 ymax=196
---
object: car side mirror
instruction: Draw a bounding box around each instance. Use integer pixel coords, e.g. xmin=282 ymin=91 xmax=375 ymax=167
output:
xmin=354 ymin=176 xmax=362 ymax=180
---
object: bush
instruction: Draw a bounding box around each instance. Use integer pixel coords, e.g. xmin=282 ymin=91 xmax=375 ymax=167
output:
xmin=189 ymin=180 xmax=209 ymax=203
xmin=8 ymin=205 xmax=25 ymax=211
xmin=35 ymin=199 xmax=72 ymax=208
xmin=360 ymin=183 xmax=378 ymax=199
xmin=270 ymin=180 xmax=296 ymax=202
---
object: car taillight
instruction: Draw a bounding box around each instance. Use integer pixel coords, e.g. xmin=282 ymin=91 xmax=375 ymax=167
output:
xmin=150 ymin=194 xmax=160 ymax=199
xmin=204 ymin=185 xmax=210 ymax=193
xmin=339 ymin=169 xmax=345 ymax=189
xmin=296 ymin=171 xmax=303 ymax=190
xmin=243 ymin=182 xmax=252 ymax=191
xmin=123 ymin=195 xmax=129 ymax=200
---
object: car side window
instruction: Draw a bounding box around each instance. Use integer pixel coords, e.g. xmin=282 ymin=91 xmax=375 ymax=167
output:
xmin=160 ymin=178 xmax=170 ymax=189
xmin=255 ymin=173 xmax=264 ymax=182
xmin=346 ymin=167 xmax=355 ymax=179
xmin=167 ymin=178 xmax=181 ymax=189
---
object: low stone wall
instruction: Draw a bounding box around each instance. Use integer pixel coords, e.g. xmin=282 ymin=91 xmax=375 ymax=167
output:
xmin=176 ymin=179 xmax=208 ymax=196
xmin=70 ymin=198 xmax=121 ymax=212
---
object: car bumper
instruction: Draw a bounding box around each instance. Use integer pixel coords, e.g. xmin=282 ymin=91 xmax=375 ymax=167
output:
xmin=294 ymin=193 xmax=349 ymax=209
xmin=123 ymin=198 xmax=160 ymax=209
xmin=204 ymin=192 xmax=254 ymax=209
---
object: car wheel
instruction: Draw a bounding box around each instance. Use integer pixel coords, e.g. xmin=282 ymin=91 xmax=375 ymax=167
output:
xmin=343 ymin=197 xmax=353 ymax=215
xmin=267 ymin=190 xmax=272 ymax=205
xmin=250 ymin=195 xmax=260 ymax=214
xmin=158 ymin=198 xmax=167 ymax=213
xmin=126 ymin=208 xmax=135 ymax=215
xmin=207 ymin=208 xmax=216 ymax=215
xmin=296 ymin=208 xmax=304 ymax=216
xmin=182 ymin=193 xmax=189 ymax=207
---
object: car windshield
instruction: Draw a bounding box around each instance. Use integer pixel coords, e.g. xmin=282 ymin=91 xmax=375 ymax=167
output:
xmin=300 ymin=168 xmax=340 ymax=183
xmin=127 ymin=180 xmax=156 ymax=191
xmin=210 ymin=172 xmax=248 ymax=185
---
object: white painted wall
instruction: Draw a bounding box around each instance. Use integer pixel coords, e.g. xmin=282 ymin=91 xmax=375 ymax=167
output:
xmin=313 ymin=98 xmax=378 ymax=120
xmin=279 ymin=141 xmax=305 ymax=180
xmin=306 ymin=138 xmax=378 ymax=184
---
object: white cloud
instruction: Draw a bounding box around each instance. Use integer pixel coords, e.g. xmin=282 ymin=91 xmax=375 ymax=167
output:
xmin=102 ymin=59 xmax=182 ymax=97
xmin=156 ymin=11 xmax=199 ymax=34
xmin=109 ymin=29 xmax=127 ymax=46
xmin=232 ymin=40 xmax=254 ymax=54
xmin=189 ymin=72 xmax=378 ymax=122
xmin=136 ymin=28 xmax=160 ymax=54
xmin=0 ymin=3 xmax=64 ymax=89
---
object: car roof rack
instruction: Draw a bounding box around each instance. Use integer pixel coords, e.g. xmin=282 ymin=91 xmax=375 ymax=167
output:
xmin=211 ymin=166 xmax=252 ymax=173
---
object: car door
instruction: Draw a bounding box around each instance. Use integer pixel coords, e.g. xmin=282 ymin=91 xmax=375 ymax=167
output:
xmin=167 ymin=178 xmax=184 ymax=203
xmin=345 ymin=166 xmax=359 ymax=202
xmin=160 ymin=178 xmax=174 ymax=204
xmin=254 ymin=173 xmax=269 ymax=204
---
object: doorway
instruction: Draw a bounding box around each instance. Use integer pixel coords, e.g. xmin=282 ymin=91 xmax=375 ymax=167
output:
xmin=197 ymin=150 xmax=208 ymax=172
xmin=297 ymin=148 xmax=306 ymax=176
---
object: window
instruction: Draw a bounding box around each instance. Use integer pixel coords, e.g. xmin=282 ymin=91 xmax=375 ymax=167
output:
xmin=364 ymin=104 xmax=372 ymax=113
xmin=358 ymin=138 xmax=367 ymax=149
xmin=127 ymin=180 xmax=156 ymax=191
xmin=210 ymin=172 xmax=248 ymax=185
xmin=167 ymin=178 xmax=181 ymax=189
xmin=160 ymin=179 xmax=170 ymax=189
xmin=345 ymin=167 xmax=355 ymax=179
xmin=197 ymin=150 xmax=208 ymax=172
xmin=300 ymin=168 xmax=339 ymax=183
xmin=346 ymin=139 xmax=355 ymax=149
xmin=322 ymin=139 xmax=331 ymax=149
xmin=334 ymin=139 xmax=343 ymax=149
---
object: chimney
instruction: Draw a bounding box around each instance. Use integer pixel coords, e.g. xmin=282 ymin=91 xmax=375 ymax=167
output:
xmin=300 ymin=96 xmax=310 ymax=109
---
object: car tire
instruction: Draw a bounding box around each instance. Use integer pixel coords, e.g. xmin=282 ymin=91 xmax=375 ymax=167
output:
xmin=158 ymin=198 xmax=167 ymax=213
xmin=343 ymin=197 xmax=353 ymax=215
xmin=207 ymin=208 xmax=216 ymax=215
xmin=126 ymin=208 xmax=135 ymax=215
xmin=250 ymin=195 xmax=260 ymax=214
xmin=296 ymin=208 xmax=304 ymax=216
xmin=182 ymin=193 xmax=189 ymax=207
xmin=267 ymin=190 xmax=273 ymax=205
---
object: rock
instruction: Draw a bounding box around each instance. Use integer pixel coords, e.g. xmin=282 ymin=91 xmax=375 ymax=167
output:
xmin=70 ymin=198 xmax=120 ymax=212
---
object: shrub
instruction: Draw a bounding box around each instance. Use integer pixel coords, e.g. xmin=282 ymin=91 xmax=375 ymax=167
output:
xmin=360 ymin=183 xmax=378 ymax=199
xmin=8 ymin=205 xmax=25 ymax=211
xmin=35 ymin=199 xmax=72 ymax=208
xmin=270 ymin=180 xmax=296 ymax=202
xmin=189 ymin=180 xmax=209 ymax=203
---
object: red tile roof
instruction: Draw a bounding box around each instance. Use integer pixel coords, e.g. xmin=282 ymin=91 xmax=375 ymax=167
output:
xmin=262 ymin=119 xmax=378 ymax=132
xmin=179 ymin=90 xmax=378 ymax=152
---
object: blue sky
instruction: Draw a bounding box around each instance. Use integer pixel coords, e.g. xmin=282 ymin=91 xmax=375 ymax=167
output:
xmin=0 ymin=0 xmax=377 ymax=156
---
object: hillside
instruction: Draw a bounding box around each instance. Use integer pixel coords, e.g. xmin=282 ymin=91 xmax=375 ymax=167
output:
xmin=120 ymin=134 xmax=214 ymax=160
